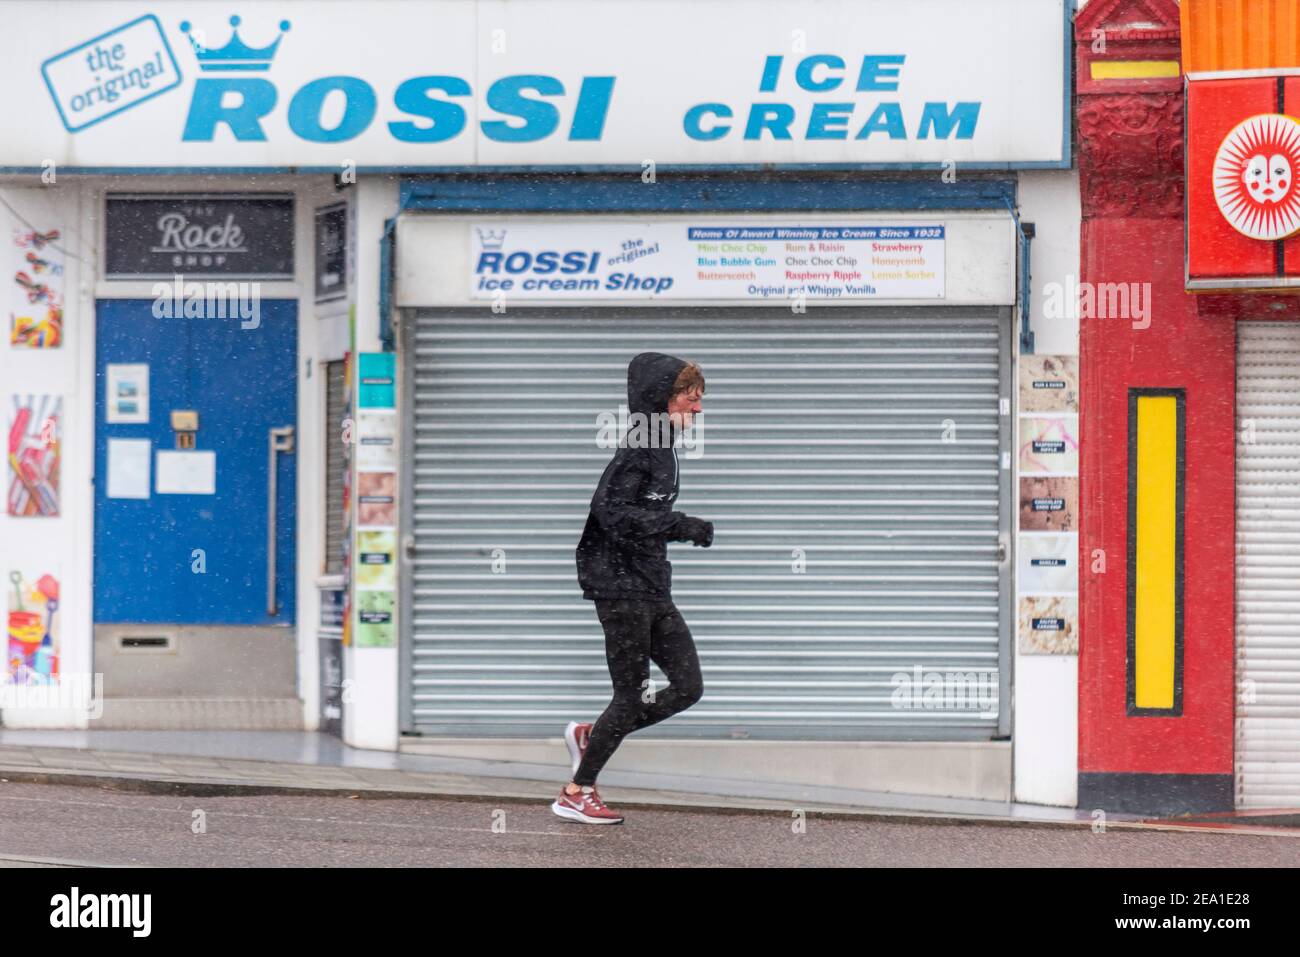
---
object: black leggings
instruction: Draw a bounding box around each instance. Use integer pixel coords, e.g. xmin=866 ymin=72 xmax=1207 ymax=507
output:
xmin=572 ymin=599 xmax=704 ymax=786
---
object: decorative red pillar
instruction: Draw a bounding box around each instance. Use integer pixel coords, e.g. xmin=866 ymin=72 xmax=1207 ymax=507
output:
xmin=1075 ymin=0 xmax=1236 ymax=814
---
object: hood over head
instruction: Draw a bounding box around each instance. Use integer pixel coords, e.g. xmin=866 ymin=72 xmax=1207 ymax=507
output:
xmin=626 ymin=352 xmax=688 ymax=418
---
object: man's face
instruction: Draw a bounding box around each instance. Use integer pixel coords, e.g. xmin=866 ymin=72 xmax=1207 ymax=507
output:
xmin=667 ymin=387 xmax=703 ymax=430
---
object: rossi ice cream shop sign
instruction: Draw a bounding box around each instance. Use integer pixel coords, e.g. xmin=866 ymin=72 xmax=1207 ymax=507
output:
xmin=11 ymin=0 xmax=1069 ymax=170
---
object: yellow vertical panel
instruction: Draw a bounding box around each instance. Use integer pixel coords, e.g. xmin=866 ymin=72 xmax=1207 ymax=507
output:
xmin=1134 ymin=396 xmax=1178 ymax=710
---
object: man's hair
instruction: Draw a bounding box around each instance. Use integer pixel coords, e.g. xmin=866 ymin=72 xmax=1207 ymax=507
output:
xmin=671 ymin=361 xmax=706 ymax=399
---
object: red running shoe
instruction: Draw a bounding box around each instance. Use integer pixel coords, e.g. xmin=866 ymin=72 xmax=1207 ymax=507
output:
xmin=564 ymin=720 xmax=593 ymax=775
xmin=551 ymin=784 xmax=624 ymax=825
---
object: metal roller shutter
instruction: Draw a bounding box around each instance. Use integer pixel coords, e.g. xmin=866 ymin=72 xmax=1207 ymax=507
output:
xmin=1236 ymin=322 xmax=1300 ymax=807
xmin=402 ymin=307 xmax=1010 ymax=739
xmin=324 ymin=359 xmax=347 ymax=575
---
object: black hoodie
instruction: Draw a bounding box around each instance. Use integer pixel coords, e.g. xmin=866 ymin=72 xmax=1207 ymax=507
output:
xmin=576 ymin=352 xmax=705 ymax=601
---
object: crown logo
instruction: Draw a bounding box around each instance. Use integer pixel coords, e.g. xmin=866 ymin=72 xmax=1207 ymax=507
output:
xmin=476 ymin=228 xmax=507 ymax=250
xmin=180 ymin=15 xmax=290 ymax=72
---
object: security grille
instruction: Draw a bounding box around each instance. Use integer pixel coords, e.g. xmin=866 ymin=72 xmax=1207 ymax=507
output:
xmin=1236 ymin=321 xmax=1300 ymax=807
xmin=403 ymin=308 xmax=1010 ymax=739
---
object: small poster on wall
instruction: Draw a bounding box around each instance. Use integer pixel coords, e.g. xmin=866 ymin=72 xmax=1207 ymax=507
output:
xmin=356 ymin=530 xmax=396 ymax=589
xmin=356 ymin=411 xmax=397 ymax=471
xmin=1017 ymin=533 xmax=1079 ymax=595
xmin=1018 ymin=416 xmax=1080 ymax=475
xmin=1018 ymin=355 xmax=1078 ymax=413
xmin=7 ymin=394 xmax=60 ymax=516
xmin=9 ymin=227 xmax=64 ymax=348
xmin=6 ymin=569 xmax=59 ymax=684
xmin=1019 ymin=476 xmax=1078 ymax=533
xmin=1017 ymin=596 xmax=1079 ymax=655
xmin=355 ymin=591 xmax=394 ymax=647
xmin=357 ymin=471 xmax=396 ymax=525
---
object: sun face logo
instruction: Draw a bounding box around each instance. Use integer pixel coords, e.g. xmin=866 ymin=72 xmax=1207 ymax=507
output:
xmin=1214 ymin=113 xmax=1300 ymax=240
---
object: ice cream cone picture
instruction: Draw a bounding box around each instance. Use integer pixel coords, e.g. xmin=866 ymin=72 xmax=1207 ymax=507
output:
xmin=7 ymin=570 xmax=59 ymax=683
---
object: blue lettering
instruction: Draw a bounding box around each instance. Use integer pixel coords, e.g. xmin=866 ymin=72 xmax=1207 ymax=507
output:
xmin=562 ymin=251 xmax=591 ymax=273
xmin=855 ymin=55 xmax=906 ymax=91
xmin=758 ymin=55 xmax=782 ymax=92
xmin=504 ymin=251 xmax=533 ymax=273
xmin=182 ymin=78 xmax=276 ymax=141
xmin=481 ymin=75 xmax=564 ymax=142
xmin=917 ymin=102 xmax=981 ymax=139
xmin=569 ymin=76 xmax=615 ymax=140
xmin=683 ymin=103 xmax=731 ymax=140
xmin=744 ymin=103 xmax=795 ymax=140
xmin=389 ymin=76 xmax=470 ymax=143
xmin=795 ymin=55 xmax=844 ymax=92
xmin=854 ymin=102 xmax=906 ymax=139
xmin=287 ymin=76 xmax=376 ymax=142
xmin=806 ymin=102 xmax=853 ymax=140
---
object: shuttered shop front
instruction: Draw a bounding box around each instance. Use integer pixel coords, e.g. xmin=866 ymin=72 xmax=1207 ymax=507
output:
xmin=1236 ymin=322 xmax=1300 ymax=807
xmin=402 ymin=308 xmax=1011 ymax=739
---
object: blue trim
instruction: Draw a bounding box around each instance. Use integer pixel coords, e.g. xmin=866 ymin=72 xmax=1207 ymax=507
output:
xmin=1003 ymin=198 xmax=1034 ymax=354
xmin=397 ymin=174 xmax=1017 ymax=213
xmin=0 ymin=160 xmax=1070 ymax=176
xmin=1061 ymin=0 xmax=1075 ymax=171
xmin=378 ymin=217 xmax=397 ymax=351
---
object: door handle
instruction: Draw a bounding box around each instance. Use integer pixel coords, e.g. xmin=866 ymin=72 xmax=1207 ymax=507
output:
xmin=267 ymin=425 xmax=295 ymax=616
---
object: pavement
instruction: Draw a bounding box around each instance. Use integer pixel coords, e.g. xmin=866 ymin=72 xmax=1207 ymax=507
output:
xmin=0 ymin=728 xmax=1295 ymax=835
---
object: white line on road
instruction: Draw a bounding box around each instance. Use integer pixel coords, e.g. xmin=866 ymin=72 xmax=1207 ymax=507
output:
xmin=0 ymin=792 xmax=599 ymax=839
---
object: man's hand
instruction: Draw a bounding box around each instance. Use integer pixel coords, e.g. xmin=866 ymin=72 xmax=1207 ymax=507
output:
xmin=676 ymin=516 xmax=714 ymax=548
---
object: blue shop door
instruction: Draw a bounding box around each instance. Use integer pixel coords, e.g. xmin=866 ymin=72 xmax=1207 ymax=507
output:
xmin=94 ymin=299 xmax=297 ymax=626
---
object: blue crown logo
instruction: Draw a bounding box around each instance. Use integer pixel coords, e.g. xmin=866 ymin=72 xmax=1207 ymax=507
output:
xmin=180 ymin=15 xmax=290 ymax=72
xmin=477 ymin=228 xmax=507 ymax=250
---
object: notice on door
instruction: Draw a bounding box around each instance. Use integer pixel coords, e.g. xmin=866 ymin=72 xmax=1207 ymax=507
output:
xmin=470 ymin=223 xmax=945 ymax=301
xmin=106 ymin=438 xmax=151 ymax=499
xmin=156 ymin=450 xmax=215 ymax=495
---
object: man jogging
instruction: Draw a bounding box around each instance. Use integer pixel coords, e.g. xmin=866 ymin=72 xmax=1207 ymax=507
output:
xmin=552 ymin=352 xmax=713 ymax=825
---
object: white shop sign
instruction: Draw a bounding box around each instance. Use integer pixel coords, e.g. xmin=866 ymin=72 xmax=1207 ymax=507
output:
xmin=470 ymin=222 xmax=945 ymax=301
xmin=3 ymin=0 xmax=1069 ymax=170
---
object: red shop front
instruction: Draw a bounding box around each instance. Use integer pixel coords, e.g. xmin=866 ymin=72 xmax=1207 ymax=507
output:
xmin=1077 ymin=0 xmax=1300 ymax=815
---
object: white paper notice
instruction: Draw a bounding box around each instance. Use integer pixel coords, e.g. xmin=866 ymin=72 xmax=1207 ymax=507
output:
xmin=156 ymin=450 xmax=216 ymax=495
xmin=106 ymin=364 xmax=150 ymax=424
xmin=106 ymin=438 xmax=151 ymax=499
